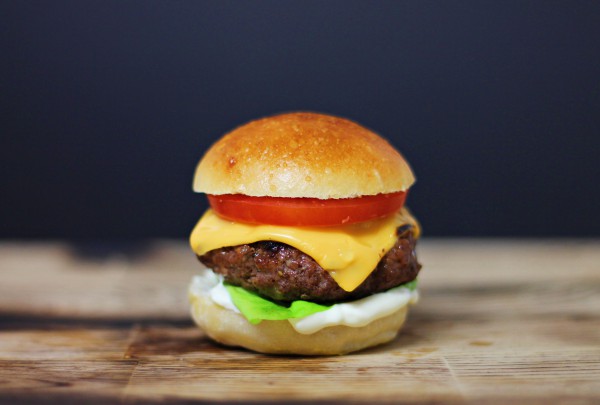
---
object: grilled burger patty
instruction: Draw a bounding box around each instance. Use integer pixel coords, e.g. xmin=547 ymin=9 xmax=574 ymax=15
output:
xmin=198 ymin=225 xmax=421 ymax=304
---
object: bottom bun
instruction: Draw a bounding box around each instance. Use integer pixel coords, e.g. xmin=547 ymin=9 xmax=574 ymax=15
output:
xmin=189 ymin=292 xmax=409 ymax=355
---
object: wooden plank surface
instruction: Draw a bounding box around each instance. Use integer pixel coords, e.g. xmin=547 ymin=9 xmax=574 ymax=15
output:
xmin=0 ymin=239 xmax=599 ymax=404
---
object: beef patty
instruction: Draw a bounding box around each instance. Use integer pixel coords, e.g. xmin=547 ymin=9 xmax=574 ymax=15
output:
xmin=198 ymin=225 xmax=421 ymax=304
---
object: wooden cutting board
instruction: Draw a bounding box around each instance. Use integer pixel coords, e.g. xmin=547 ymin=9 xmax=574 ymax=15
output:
xmin=0 ymin=240 xmax=599 ymax=404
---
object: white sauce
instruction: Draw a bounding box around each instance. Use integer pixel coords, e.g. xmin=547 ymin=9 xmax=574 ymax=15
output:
xmin=189 ymin=269 xmax=419 ymax=335
xmin=189 ymin=270 xmax=240 ymax=313
xmin=289 ymin=285 xmax=419 ymax=334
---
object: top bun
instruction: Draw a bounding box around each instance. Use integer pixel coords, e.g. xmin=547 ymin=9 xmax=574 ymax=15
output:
xmin=193 ymin=112 xmax=415 ymax=199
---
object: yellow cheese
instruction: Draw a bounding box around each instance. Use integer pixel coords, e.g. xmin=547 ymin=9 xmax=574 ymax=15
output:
xmin=190 ymin=208 xmax=419 ymax=292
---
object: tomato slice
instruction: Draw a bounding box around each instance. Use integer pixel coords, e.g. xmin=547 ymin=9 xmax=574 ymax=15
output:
xmin=206 ymin=192 xmax=407 ymax=227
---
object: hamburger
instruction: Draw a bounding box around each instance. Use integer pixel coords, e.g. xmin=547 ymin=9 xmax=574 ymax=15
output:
xmin=188 ymin=112 xmax=421 ymax=355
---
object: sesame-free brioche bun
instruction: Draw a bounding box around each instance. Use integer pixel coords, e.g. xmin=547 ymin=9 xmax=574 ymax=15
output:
xmin=193 ymin=112 xmax=415 ymax=199
xmin=189 ymin=291 xmax=409 ymax=356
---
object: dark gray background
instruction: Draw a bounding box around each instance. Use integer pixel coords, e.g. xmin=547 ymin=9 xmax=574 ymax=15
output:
xmin=2 ymin=1 xmax=599 ymax=239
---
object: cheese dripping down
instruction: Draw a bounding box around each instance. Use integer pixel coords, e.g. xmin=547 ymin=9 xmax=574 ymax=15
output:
xmin=190 ymin=207 xmax=419 ymax=292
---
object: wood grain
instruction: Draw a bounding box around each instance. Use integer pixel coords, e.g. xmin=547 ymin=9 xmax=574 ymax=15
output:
xmin=0 ymin=239 xmax=599 ymax=404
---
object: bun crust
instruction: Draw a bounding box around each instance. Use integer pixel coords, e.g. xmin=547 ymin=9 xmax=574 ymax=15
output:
xmin=189 ymin=291 xmax=409 ymax=355
xmin=194 ymin=112 xmax=415 ymax=199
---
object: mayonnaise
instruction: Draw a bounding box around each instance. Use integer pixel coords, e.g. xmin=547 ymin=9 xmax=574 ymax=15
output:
xmin=188 ymin=269 xmax=419 ymax=335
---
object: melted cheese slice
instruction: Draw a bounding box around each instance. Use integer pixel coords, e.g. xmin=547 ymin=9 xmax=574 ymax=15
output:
xmin=190 ymin=208 xmax=419 ymax=292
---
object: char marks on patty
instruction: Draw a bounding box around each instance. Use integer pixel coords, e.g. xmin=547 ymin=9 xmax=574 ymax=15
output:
xmin=198 ymin=226 xmax=421 ymax=304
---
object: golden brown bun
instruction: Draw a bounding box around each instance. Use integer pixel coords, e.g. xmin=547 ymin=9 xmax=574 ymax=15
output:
xmin=194 ymin=112 xmax=415 ymax=199
xmin=189 ymin=291 xmax=409 ymax=356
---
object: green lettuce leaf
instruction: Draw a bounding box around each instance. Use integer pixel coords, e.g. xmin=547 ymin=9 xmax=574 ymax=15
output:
xmin=224 ymin=279 xmax=418 ymax=324
xmin=401 ymin=279 xmax=418 ymax=291
xmin=224 ymin=283 xmax=331 ymax=324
